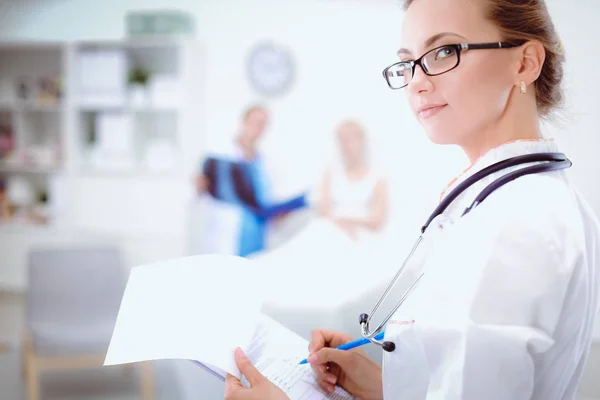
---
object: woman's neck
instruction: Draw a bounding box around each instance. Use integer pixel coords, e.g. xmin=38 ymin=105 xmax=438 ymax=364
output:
xmin=344 ymin=160 xmax=368 ymax=180
xmin=461 ymin=107 xmax=543 ymax=164
xmin=241 ymin=146 xmax=257 ymax=161
xmin=236 ymin=137 xmax=257 ymax=161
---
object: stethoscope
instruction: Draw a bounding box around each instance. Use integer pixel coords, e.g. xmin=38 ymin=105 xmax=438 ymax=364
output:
xmin=359 ymin=152 xmax=572 ymax=352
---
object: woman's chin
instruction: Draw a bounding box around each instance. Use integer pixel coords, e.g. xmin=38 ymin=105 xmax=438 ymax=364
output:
xmin=423 ymin=129 xmax=457 ymax=145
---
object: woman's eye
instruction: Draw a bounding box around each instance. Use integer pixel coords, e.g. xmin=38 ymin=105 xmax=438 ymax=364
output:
xmin=435 ymin=47 xmax=455 ymax=60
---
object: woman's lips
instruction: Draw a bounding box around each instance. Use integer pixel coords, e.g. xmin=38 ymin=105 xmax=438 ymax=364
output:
xmin=417 ymin=104 xmax=447 ymax=119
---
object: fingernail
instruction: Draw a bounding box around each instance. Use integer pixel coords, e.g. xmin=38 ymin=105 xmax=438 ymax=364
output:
xmin=327 ymin=384 xmax=335 ymax=393
xmin=234 ymin=347 xmax=244 ymax=357
xmin=307 ymin=354 xmax=317 ymax=364
xmin=326 ymin=375 xmax=337 ymax=384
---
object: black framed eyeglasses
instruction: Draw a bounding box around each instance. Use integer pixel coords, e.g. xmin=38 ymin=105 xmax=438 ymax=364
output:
xmin=382 ymin=41 xmax=526 ymax=90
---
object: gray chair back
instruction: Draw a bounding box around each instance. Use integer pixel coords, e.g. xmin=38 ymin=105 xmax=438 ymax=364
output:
xmin=26 ymin=247 xmax=127 ymax=355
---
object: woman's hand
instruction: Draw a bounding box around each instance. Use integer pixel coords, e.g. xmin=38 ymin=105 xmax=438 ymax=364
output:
xmin=224 ymin=347 xmax=290 ymax=400
xmin=195 ymin=174 xmax=210 ymax=193
xmin=308 ymin=329 xmax=383 ymax=400
xmin=272 ymin=211 xmax=290 ymax=225
xmin=334 ymin=219 xmax=359 ymax=240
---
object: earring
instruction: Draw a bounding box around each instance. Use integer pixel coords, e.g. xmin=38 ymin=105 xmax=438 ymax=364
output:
xmin=520 ymin=81 xmax=527 ymax=94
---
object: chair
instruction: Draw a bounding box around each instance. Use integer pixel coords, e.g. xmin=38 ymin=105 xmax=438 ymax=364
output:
xmin=22 ymin=247 xmax=154 ymax=400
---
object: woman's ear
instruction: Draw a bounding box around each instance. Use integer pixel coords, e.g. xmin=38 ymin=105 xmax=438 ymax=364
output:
xmin=514 ymin=40 xmax=546 ymax=88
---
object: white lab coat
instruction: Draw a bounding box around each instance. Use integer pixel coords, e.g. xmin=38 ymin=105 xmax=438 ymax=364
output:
xmin=383 ymin=140 xmax=600 ymax=399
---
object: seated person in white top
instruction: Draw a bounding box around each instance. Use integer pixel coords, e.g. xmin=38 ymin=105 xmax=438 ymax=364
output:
xmin=318 ymin=120 xmax=388 ymax=241
xmin=251 ymin=120 xmax=390 ymax=279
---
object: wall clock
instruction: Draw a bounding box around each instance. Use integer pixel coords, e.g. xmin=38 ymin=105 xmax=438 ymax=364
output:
xmin=247 ymin=42 xmax=295 ymax=97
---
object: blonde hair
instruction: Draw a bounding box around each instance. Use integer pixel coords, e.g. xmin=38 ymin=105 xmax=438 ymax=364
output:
xmin=336 ymin=119 xmax=366 ymax=139
xmin=335 ymin=119 xmax=370 ymax=165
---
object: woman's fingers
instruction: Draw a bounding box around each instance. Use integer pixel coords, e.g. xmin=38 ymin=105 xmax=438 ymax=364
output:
xmin=309 ymin=329 xmax=326 ymax=353
xmin=233 ymin=348 xmax=265 ymax=387
xmin=311 ymin=364 xmax=337 ymax=385
xmin=224 ymin=374 xmax=244 ymax=399
xmin=309 ymin=329 xmax=350 ymax=352
xmin=310 ymin=361 xmax=327 ymax=377
xmin=317 ymin=378 xmax=336 ymax=394
xmin=327 ymin=363 xmax=342 ymax=382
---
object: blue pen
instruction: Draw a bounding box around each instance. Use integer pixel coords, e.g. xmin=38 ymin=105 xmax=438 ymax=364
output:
xmin=298 ymin=331 xmax=385 ymax=365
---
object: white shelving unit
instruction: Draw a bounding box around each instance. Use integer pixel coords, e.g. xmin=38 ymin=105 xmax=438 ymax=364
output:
xmin=73 ymin=38 xmax=186 ymax=175
xmin=0 ymin=42 xmax=66 ymax=235
xmin=0 ymin=38 xmax=205 ymax=291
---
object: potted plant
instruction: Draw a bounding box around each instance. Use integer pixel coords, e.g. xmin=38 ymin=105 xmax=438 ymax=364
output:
xmin=128 ymin=67 xmax=151 ymax=106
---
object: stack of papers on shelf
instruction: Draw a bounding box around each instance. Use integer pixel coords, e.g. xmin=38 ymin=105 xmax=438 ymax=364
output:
xmin=89 ymin=113 xmax=134 ymax=171
xmin=78 ymin=50 xmax=127 ymax=107
xmin=148 ymin=74 xmax=181 ymax=108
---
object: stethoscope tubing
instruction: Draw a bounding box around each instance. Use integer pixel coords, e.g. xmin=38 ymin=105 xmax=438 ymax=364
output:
xmin=360 ymin=152 xmax=572 ymax=352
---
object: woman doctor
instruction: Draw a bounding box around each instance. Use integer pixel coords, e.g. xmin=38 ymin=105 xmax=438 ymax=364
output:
xmin=224 ymin=0 xmax=600 ymax=399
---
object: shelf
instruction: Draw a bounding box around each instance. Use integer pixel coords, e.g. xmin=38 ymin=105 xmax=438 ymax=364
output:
xmin=78 ymin=104 xmax=178 ymax=113
xmin=0 ymin=163 xmax=60 ymax=174
xmin=0 ymin=222 xmax=61 ymax=235
xmin=0 ymin=101 xmax=63 ymax=112
xmin=16 ymin=104 xmax=63 ymax=113
xmin=75 ymin=168 xmax=181 ymax=178
xmin=76 ymin=37 xmax=187 ymax=50
xmin=130 ymin=106 xmax=178 ymax=113
xmin=0 ymin=41 xmax=63 ymax=51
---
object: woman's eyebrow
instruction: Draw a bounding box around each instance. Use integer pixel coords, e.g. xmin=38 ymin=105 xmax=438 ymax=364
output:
xmin=397 ymin=32 xmax=468 ymax=57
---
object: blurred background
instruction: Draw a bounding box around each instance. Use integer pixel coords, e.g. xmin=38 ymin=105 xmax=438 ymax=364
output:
xmin=0 ymin=0 xmax=598 ymax=399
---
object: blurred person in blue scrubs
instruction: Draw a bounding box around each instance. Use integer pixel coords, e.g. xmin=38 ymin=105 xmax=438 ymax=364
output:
xmin=195 ymin=104 xmax=284 ymax=257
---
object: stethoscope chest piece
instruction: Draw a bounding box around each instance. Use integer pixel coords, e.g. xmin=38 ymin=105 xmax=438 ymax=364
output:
xmin=382 ymin=341 xmax=396 ymax=352
xmin=359 ymin=313 xmax=396 ymax=352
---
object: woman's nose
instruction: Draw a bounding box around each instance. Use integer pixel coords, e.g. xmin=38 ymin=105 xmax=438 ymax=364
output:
xmin=407 ymin=64 xmax=434 ymax=94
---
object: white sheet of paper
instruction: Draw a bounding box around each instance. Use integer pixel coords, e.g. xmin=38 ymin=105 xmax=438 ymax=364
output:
xmin=251 ymin=315 xmax=356 ymax=400
xmin=104 ymin=254 xmax=263 ymax=378
xmin=200 ymin=313 xmax=356 ymax=400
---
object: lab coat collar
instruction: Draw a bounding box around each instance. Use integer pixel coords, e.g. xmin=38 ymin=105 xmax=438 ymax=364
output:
xmin=233 ymin=143 xmax=262 ymax=163
xmin=440 ymin=139 xmax=559 ymax=202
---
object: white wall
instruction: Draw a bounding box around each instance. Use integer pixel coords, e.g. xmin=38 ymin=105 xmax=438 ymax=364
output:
xmin=0 ymin=0 xmax=599 ymax=270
